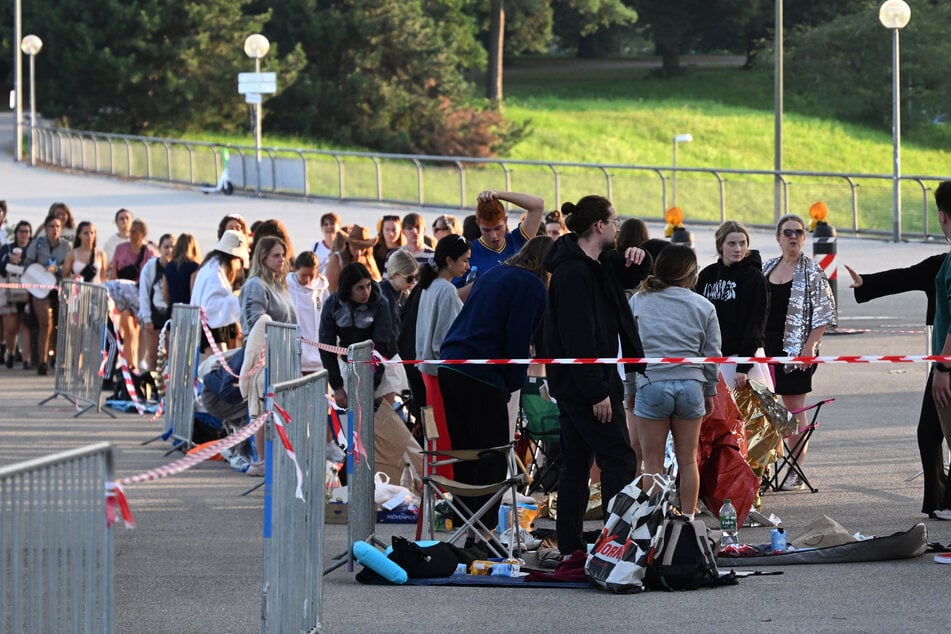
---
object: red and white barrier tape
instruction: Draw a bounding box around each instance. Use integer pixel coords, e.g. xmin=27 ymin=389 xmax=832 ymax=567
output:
xmin=270 ymin=400 xmax=305 ymax=501
xmin=0 ymin=282 xmax=58 ymax=290
xmin=198 ymin=307 xmax=265 ymax=378
xmin=115 ymin=411 xmax=267 ymax=487
xmin=360 ymin=354 xmax=951 ymax=366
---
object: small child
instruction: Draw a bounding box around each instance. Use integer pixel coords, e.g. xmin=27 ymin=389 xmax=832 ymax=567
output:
xmin=286 ymin=251 xmax=329 ymax=374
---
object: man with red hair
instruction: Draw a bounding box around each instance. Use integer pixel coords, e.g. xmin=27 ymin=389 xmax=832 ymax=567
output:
xmin=468 ymin=190 xmax=544 ymax=278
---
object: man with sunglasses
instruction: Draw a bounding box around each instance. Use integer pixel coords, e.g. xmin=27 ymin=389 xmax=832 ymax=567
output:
xmin=465 ymin=190 xmax=543 ymax=277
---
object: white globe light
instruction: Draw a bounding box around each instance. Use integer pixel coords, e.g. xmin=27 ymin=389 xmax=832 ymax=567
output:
xmin=20 ymin=34 xmax=43 ymax=56
xmin=879 ymin=0 xmax=911 ymax=30
xmin=244 ymin=34 xmax=270 ymax=59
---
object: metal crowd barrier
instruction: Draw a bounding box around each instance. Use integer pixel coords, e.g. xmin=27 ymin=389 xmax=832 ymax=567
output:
xmin=0 ymin=442 xmax=115 ymax=633
xmin=164 ymin=304 xmax=201 ymax=450
xmin=40 ymin=280 xmax=112 ymax=417
xmin=325 ymin=340 xmax=379 ymax=573
xmin=265 ymin=321 xmax=302 ymax=386
xmin=262 ymin=371 xmax=329 ymax=634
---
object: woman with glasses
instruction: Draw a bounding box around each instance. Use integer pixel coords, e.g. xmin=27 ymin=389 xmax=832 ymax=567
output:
xmin=373 ymin=215 xmax=405 ymax=273
xmin=432 ymin=214 xmax=460 ymax=240
xmin=762 ymin=213 xmax=836 ymax=489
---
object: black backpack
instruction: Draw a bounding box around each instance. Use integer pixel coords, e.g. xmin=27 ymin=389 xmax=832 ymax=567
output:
xmin=646 ymin=516 xmax=720 ymax=591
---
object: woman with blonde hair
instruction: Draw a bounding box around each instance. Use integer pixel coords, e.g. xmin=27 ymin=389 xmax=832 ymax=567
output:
xmin=107 ymin=218 xmax=156 ymax=370
xmin=240 ymin=235 xmax=296 ymax=333
xmin=629 ymin=245 xmax=721 ymax=519
xmin=762 ymin=213 xmax=836 ymax=488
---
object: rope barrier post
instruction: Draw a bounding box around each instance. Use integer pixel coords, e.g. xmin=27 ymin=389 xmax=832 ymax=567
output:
xmin=813 ymin=220 xmax=838 ymax=306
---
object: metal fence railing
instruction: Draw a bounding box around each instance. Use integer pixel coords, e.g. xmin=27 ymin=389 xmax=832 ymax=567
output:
xmin=40 ymin=280 xmax=112 ymax=417
xmin=32 ymin=124 xmax=951 ymax=240
xmin=265 ymin=321 xmax=301 ymax=387
xmin=262 ymin=371 xmax=329 ymax=633
xmin=0 ymin=442 xmax=115 ymax=633
xmin=164 ymin=304 xmax=202 ymax=450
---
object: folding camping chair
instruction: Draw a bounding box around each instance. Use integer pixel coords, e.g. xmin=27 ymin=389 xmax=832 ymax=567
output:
xmin=516 ymin=376 xmax=562 ymax=495
xmin=764 ymin=398 xmax=836 ymax=493
xmin=415 ymin=406 xmax=526 ymax=558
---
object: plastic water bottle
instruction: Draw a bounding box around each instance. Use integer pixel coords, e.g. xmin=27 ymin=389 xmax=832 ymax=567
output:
xmin=465 ymin=265 xmax=478 ymax=285
xmin=719 ymin=498 xmax=738 ymax=547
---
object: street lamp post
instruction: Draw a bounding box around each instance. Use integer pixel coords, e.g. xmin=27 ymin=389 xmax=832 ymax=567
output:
xmin=672 ymin=133 xmax=693 ymax=207
xmin=243 ymin=33 xmax=270 ymax=198
xmin=20 ymin=34 xmax=43 ymax=167
xmin=879 ymin=0 xmax=911 ymax=243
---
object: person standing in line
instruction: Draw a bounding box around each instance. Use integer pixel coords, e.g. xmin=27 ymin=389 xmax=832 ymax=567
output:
xmin=63 ymin=221 xmax=107 ymax=284
xmin=543 ymin=195 xmax=651 ymax=560
xmin=0 ymin=220 xmax=33 ymax=368
xmin=696 ymin=220 xmax=769 ymax=390
xmin=163 ymin=233 xmax=202 ymax=307
xmin=439 ymin=236 xmax=552 ymax=530
xmin=543 ymin=210 xmax=567 ymax=240
xmin=401 ymin=213 xmax=436 ymax=265
xmin=313 ymin=212 xmax=341 ymax=276
xmin=137 ymin=233 xmax=175 ymax=372
xmin=415 ymin=235 xmax=470 ymax=474
xmin=631 ymin=245 xmax=721 ymax=519
xmin=924 ymin=181 xmax=951 ymax=521
xmin=373 ymin=214 xmax=405 ymax=274
xmin=845 ymin=253 xmax=948 ymax=518
xmin=432 ymin=214 xmax=461 ymax=241
xmin=468 ymin=190 xmax=544 ymax=278
xmin=286 ymin=251 xmax=329 ymax=375
xmin=239 ymin=236 xmax=296 ymax=334
xmin=103 ymin=208 xmax=132 ymax=265
xmin=762 ymin=213 xmax=836 ymax=490
xmin=24 ymin=213 xmax=72 ymax=375
xmin=191 ymin=230 xmax=249 ymax=352
xmin=324 ymin=225 xmax=380 ymax=293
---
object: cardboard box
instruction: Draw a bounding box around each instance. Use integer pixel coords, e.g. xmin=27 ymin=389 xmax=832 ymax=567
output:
xmin=325 ymin=502 xmax=349 ymax=524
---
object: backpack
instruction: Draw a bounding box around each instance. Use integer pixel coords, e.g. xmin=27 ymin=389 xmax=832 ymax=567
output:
xmin=646 ymin=516 xmax=720 ymax=591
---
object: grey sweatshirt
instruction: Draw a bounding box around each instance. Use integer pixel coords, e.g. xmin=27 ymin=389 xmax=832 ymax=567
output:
xmin=415 ymin=278 xmax=462 ymax=376
xmin=628 ymin=285 xmax=721 ymax=396
xmin=239 ymin=276 xmax=297 ymax=333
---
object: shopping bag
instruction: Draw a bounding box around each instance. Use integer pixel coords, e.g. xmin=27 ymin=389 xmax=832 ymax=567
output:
xmin=585 ymin=473 xmax=672 ymax=593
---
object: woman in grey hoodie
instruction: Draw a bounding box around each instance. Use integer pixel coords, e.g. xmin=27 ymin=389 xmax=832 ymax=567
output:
xmin=629 ymin=245 xmax=721 ymax=519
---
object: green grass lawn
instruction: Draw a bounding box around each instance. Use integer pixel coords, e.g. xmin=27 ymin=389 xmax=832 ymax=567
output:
xmin=170 ymin=58 xmax=950 ymax=234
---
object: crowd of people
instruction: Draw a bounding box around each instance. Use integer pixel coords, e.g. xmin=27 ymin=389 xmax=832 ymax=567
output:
xmin=25 ymin=185 xmax=951 ymax=555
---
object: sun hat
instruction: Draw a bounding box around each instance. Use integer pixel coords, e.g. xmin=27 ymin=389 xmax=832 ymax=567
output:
xmin=345 ymin=225 xmax=377 ymax=249
xmin=20 ymin=263 xmax=57 ymax=299
xmin=214 ymin=229 xmax=250 ymax=267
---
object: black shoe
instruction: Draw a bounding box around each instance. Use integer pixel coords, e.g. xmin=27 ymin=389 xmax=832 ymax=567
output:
xmin=22 ymin=361 xmax=31 ymax=371
xmin=5 ymin=354 xmax=13 ymax=369
xmin=37 ymin=363 xmax=48 ymax=376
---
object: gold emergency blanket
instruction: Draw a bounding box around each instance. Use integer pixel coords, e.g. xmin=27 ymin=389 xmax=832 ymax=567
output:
xmin=733 ymin=380 xmax=797 ymax=473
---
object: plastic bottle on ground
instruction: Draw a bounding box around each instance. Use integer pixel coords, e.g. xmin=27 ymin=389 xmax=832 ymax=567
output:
xmin=719 ymin=498 xmax=738 ymax=547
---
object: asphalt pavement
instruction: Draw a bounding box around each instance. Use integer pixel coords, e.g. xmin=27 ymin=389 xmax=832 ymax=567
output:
xmin=1 ymin=113 xmax=949 ymax=632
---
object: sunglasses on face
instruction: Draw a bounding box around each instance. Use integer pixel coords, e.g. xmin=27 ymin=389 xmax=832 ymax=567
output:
xmin=782 ymin=228 xmax=805 ymax=238
xmin=403 ymin=274 xmax=417 ymax=283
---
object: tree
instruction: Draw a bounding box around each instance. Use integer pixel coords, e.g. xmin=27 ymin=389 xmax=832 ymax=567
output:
xmin=786 ymin=0 xmax=951 ymax=133
xmin=23 ymin=0 xmax=303 ymax=134
xmin=551 ymin=0 xmax=639 ymax=58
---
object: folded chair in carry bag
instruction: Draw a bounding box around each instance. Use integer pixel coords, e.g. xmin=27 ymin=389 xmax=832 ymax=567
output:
xmin=764 ymin=398 xmax=835 ymax=493
xmin=516 ymin=376 xmax=561 ymax=494
xmin=415 ymin=406 xmax=526 ymax=558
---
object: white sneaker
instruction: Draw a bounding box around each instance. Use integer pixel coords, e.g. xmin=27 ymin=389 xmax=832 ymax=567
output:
xmin=933 ymin=509 xmax=951 ymax=521
xmin=780 ymin=473 xmax=805 ymax=491
xmin=934 ymin=553 xmax=951 ymax=564
xmin=498 ymin=527 xmax=541 ymax=551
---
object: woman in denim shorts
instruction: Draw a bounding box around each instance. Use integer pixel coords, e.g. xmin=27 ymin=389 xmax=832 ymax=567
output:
xmin=628 ymin=245 xmax=721 ymax=519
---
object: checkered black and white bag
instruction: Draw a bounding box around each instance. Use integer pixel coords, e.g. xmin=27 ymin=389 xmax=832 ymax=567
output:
xmin=585 ymin=473 xmax=672 ymax=593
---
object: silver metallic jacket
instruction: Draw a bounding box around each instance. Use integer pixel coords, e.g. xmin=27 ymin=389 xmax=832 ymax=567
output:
xmin=762 ymin=253 xmax=837 ymax=356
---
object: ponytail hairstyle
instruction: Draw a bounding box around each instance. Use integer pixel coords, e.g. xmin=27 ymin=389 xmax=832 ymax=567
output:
xmin=639 ymin=245 xmax=698 ymax=293
xmin=562 ymin=195 xmax=613 ymax=238
xmin=417 ymin=234 xmax=470 ymax=290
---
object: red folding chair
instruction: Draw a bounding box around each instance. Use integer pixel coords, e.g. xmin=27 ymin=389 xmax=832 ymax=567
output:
xmin=764 ymin=398 xmax=836 ymax=493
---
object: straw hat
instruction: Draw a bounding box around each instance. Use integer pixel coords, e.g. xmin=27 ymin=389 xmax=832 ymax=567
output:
xmin=214 ymin=229 xmax=250 ymax=267
xmin=20 ymin=263 xmax=57 ymax=299
xmin=345 ymin=225 xmax=377 ymax=249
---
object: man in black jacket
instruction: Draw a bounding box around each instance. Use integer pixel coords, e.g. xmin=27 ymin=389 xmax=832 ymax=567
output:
xmin=543 ymin=195 xmax=651 ymax=557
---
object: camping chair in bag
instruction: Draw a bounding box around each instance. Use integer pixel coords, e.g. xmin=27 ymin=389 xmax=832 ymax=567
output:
xmin=415 ymin=406 xmax=526 ymax=558
xmin=764 ymin=398 xmax=836 ymax=493
xmin=516 ymin=376 xmax=562 ymax=495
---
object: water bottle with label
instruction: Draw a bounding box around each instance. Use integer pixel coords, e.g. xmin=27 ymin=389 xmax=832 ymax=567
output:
xmin=719 ymin=498 xmax=738 ymax=547
xmin=465 ymin=265 xmax=478 ymax=285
